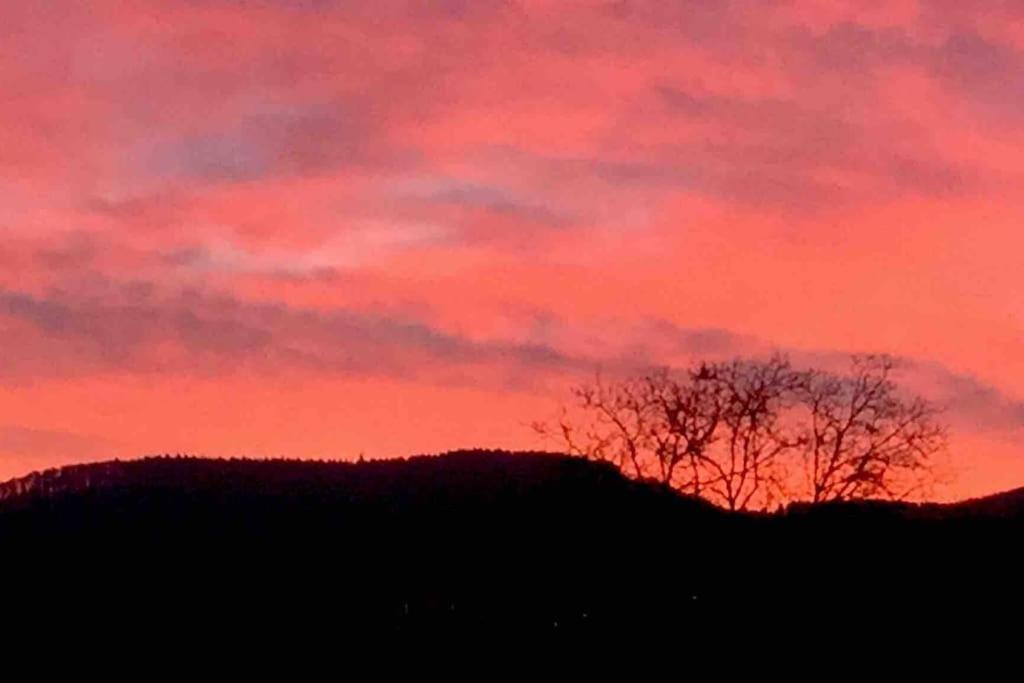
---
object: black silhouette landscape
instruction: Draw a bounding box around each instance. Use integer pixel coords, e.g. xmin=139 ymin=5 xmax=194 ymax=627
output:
xmin=3 ymin=450 xmax=1022 ymax=635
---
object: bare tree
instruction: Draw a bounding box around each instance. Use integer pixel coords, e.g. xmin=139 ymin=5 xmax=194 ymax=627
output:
xmin=536 ymin=354 xmax=948 ymax=510
xmin=535 ymin=356 xmax=804 ymax=510
xmin=797 ymin=355 xmax=947 ymax=502
xmin=638 ymin=366 xmax=724 ymax=494
xmin=542 ymin=373 xmax=655 ymax=480
xmin=701 ymin=356 xmax=805 ymax=510
xmin=532 ymin=369 xmax=721 ymax=487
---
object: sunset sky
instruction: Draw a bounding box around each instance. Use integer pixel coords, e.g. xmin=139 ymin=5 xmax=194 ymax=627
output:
xmin=1 ymin=1 xmax=1022 ymax=498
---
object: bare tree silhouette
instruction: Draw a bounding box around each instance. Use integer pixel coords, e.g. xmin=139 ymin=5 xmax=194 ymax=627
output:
xmin=703 ymin=356 xmax=805 ymax=510
xmin=797 ymin=355 xmax=947 ymax=502
xmin=536 ymin=354 xmax=948 ymax=510
xmin=533 ymin=368 xmax=722 ymax=491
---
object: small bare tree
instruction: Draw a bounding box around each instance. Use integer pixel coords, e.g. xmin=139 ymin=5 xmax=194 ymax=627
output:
xmin=642 ymin=365 xmax=723 ymax=495
xmin=797 ymin=355 xmax=947 ymax=502
xmin=702 ymin=356 xmax=805 ymax=510
xmin=532 ymin=369 xmax=721 ymax=487
xmin=544 ymin=373 xmax=655 ymax=480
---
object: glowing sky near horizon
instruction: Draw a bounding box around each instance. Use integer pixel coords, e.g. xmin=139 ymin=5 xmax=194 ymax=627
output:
xmin=1 ymin=0 xmax=1023 ymax=498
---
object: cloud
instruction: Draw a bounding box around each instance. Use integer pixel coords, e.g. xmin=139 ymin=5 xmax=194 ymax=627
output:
xmin=0 ymin=286 xmax=580 ymax=386
xmin=142 ymin=100 xmax=412 ymax=185
xmin=400 ymin=179 xmax=569 ymax=227
xmin=1 ymin=1 xmax=1022 ymax=494
xmin=920 ymin=367 xmax=1024 ymax=434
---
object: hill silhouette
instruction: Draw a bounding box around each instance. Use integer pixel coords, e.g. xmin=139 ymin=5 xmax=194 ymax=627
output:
xmin=2 ymin=449 xmax=1022 ymax=635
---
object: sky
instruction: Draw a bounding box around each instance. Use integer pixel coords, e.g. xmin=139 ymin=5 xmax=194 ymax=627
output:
xmin=1 ymin=0 xmax=1022 ymax=499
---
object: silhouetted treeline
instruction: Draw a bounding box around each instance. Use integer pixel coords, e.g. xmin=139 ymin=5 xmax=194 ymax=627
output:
xmin=1 ymin=450 xmax=1021 ymax=637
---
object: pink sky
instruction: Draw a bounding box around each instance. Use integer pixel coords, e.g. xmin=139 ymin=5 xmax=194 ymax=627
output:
xmin=1 ymin=1 xmax=1022 ymax=499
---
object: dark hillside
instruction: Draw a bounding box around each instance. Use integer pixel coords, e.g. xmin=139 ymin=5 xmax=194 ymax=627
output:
xmin=1 ymin=450 xmax=1021 ymax=635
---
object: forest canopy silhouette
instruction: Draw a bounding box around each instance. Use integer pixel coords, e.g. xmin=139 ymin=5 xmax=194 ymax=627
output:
xmin=535 ymin=355 xmax=948 ymax=510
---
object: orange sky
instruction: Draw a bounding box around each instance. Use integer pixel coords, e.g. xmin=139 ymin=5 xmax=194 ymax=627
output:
xmin=1 ymin=1 xmax=1022 ymax=499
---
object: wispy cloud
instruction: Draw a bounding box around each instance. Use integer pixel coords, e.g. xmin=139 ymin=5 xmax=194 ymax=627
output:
xmin=0 ymin=1 xmax=1022 ymax=495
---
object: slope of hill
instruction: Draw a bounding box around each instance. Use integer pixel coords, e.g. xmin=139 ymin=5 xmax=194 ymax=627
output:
xmin=1 ymin=449 xmax=1021 ymax=634
xmin=947 ymin=485 xmax=1024 ymax=517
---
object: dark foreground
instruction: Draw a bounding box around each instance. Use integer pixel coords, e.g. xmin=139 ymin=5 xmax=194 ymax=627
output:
xmin=1 ymin=450 xmax=1022 ymax=637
